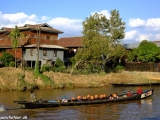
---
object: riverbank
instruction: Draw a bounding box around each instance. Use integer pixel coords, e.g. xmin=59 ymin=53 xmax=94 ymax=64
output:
xmin=0 ymin=67 xmax=160 ymax=91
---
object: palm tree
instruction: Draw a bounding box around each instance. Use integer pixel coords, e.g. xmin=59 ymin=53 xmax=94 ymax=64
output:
xmin=8 ymin=26 xmax=24 ymax=68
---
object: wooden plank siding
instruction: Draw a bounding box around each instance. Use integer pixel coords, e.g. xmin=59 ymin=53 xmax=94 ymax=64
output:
xmin=23 ymin=48 xmax=64 ymax=62
xmin=0 ymin=23 xmax=65 ymax=67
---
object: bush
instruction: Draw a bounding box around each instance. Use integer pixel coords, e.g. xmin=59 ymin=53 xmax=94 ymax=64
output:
xmin=114 ymin=65 xmax=124 ymax=72
xmin=9 ymin=61 xmax=14 ymax=67
xmin=0 ymin=52 xmax=14 ymax=67
xmin=41 ymin=64 xmax=51 ymax=72
xmin=55 ymin=58 xmax=64 ymax=67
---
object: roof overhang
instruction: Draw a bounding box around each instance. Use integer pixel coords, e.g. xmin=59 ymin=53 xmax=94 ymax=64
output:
xmin=24 ymin=44 xmax=67 ymax=50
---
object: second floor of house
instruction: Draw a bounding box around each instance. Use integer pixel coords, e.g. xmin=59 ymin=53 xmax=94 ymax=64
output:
xmin=0 ymin=23 xmax=63 ymax=47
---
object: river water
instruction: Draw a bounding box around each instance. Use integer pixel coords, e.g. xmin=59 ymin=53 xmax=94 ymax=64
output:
xmin=0 ymin=85 xmax=160 ymax=120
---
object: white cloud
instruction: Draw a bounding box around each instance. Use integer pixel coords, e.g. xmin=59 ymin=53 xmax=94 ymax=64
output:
xmin=91 ymin=10 xmax=110 ymax=18
xmin=155 ymin=34 xmax=160 ymax=40
xmin=123 ymin=31 xmax=160 ymax=42
xmin=48 ymin=17 xmax=82 ymax=31
xmin=128 ymin=18 xmax=160 ymax=31
xmin=0 ymin=12 xmax=38 ymax=28
xmin=0 ymin=12 xmax=37 ymax=23
xmin=124 ymin=30 xmax=138 ymax=40
xmin=146 ymin=18 xmax=160 ymax=31
xmin=136 ymin=34 xmax=153 ymax=42
xmin=41 ymin=16 xmax=50 ymax=21
xmin=129 ymin=18 xmax=145 ymax=27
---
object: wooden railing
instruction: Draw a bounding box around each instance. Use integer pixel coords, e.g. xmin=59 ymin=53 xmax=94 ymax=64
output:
xmin=125 ymin=63 xmax=160 ymax=72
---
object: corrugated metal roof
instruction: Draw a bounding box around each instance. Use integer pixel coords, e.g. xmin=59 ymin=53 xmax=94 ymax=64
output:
xmin=124 ymin=43 xmax=140 ymax=49
xmin=0 ymin=23 xmax=63 ymax=34
xmin=24 ymin=44 xmax=67 ymax=50
xmin=58 ymin=36 xmax=83 ymax=47
xmin=153 ymin=41 xmax=160 ymax=47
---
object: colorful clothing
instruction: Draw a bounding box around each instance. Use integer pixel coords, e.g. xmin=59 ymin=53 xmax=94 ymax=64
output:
xmin=137 ymin=87 xmax=142 ymax=95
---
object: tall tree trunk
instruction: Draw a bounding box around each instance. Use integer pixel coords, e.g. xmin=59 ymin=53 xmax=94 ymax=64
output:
xmin=35 ymin=27 xmax=40 ymax=73
xmin=70 ymin=59 xmax=82 ymax=74
xmin=15 ymin=49 xmax=16 ymax=68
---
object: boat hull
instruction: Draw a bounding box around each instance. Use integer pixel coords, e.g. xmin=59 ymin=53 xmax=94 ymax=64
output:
xmin=14 ymin=89 xmax=154 ymax=109
xmin=112 ymin=83 xmax=160 ymax=86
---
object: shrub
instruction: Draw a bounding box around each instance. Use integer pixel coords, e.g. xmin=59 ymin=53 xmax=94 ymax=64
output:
xmin=41 ymin=64 xmax=51 ymax=72
xmin=0 ymin=52 xmax=14 ymax=67
xmin=114 ymin=65 xmax=124 ymax=72
xmin=9 ymin=61 xmax=14 ymax=67
xmin=55 ymin=58 xmax=64 ymax=67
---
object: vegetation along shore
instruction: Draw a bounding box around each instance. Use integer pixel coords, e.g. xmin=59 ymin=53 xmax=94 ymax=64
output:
xmin=0 ymin=67 xmax=160 ymax=91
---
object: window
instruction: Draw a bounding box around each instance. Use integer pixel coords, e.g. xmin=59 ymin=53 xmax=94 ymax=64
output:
xmin=47 ymin=36 xmax=50 ymax=39
xmin=53 ymin=50 xmax=57 ymax=57
xmin=30 ymin=49 xmax=33 ymax=56
xmin=33 ymin=35 xmax=36 ymax=38
xmin=43 ymin=50 xmax=47 ymax=56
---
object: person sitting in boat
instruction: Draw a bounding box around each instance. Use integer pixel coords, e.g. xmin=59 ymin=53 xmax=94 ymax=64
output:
xmin=94 ymin=94 xmax=99 ymax=100
xmin=82 ymin=96 xmax=87 ymax=101
xmin=113 ymin=93 xmax=118 ymax=99
xmin=126 ymin=91 xmax=132 ymax=97
xmin=103 ymin=94 xmax=107 ymax=99
xmin=71 ymin=97 xmax=76 ymax=102
xmin=123 ymin=92 xmax=127 ymax=97
xmin=77 ymin=96 xmax=82 ymax=102
xmin=30 ymin=90 xmax=37 ymax=102
xmin=87 ymin=95 xmax=91 ymax=101
xmin=137 ymin=87 xmax=143 ymax=95
xmin=62 ymin=96 xmax=68 ymax=102
xmin=99 ymin=94 xmax=106 ymax=99
xmin=90 ymin=96 xmax=94 ymax=101
xmin=109 ymin=94 xmax=113 ymax=100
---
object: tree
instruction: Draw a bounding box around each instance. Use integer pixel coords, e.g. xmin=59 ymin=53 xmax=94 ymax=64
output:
xmin=0 ymin=52 xmax=14 ymax=67
xmin=70 ymin=9 xmax=125 ymax=73
xmin=8 ymin=26 xmax=24 ymax=67
xmin=136 ymin=40 xmax=160 ymax=62
xmin=127 ymin=49 xmax=138 ymax=62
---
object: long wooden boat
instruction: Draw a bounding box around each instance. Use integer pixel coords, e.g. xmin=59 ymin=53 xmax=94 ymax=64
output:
xmin=14 ymin=89 xmax=154 ymax=109
xmin=112 ymin=82 xmax=160 ymax=86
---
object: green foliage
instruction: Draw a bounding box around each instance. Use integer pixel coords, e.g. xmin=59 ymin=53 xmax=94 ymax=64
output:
xmin=55 ymin=57 xmax=64 ymax=67
xmin=0 ymin=52 xmax=14 ymax=67
xmin=8 ymin=26 xmax=24 ymax=67
xmin=34 ymin=62 xmax=40 ymax=76
xmin=71 ymin=9 xmax=125 ymax=73
xmin=41 ymin=64 xmax=51 ymax=72
xmin=114 ymin=65 xmax=124 ymax=72
xmin=51 ymin=66 xmax=66 ymax=72
xmin=81 ymin=9 xmax=125 ymax=61
xmin=49 ymin=58 xmax=66 ymax=72
xmin=39 ymin=74 xmax=54 ymax=85
xmin=137 ymin=40 xmax=159 ymax=62
xmin=9 ymin=61 xmax=14 ymax=67
xmin=127 ymin=49 xmax=137 ymax=62
xmin=8 ymin=26 xmax=24 ymax=49
xmin=34 ymin=62 xmax=54 ymax=86
xmin=128 ymin=40 xmax=160 ymax=63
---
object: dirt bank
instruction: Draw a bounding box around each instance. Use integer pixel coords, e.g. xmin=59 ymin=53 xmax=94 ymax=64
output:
xmin=0 ymin=67 xmax=159 ymax=91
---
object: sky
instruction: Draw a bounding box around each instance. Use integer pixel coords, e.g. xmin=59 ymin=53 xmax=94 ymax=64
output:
xmin=1 ymin=0 xmax=160 ymax=43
